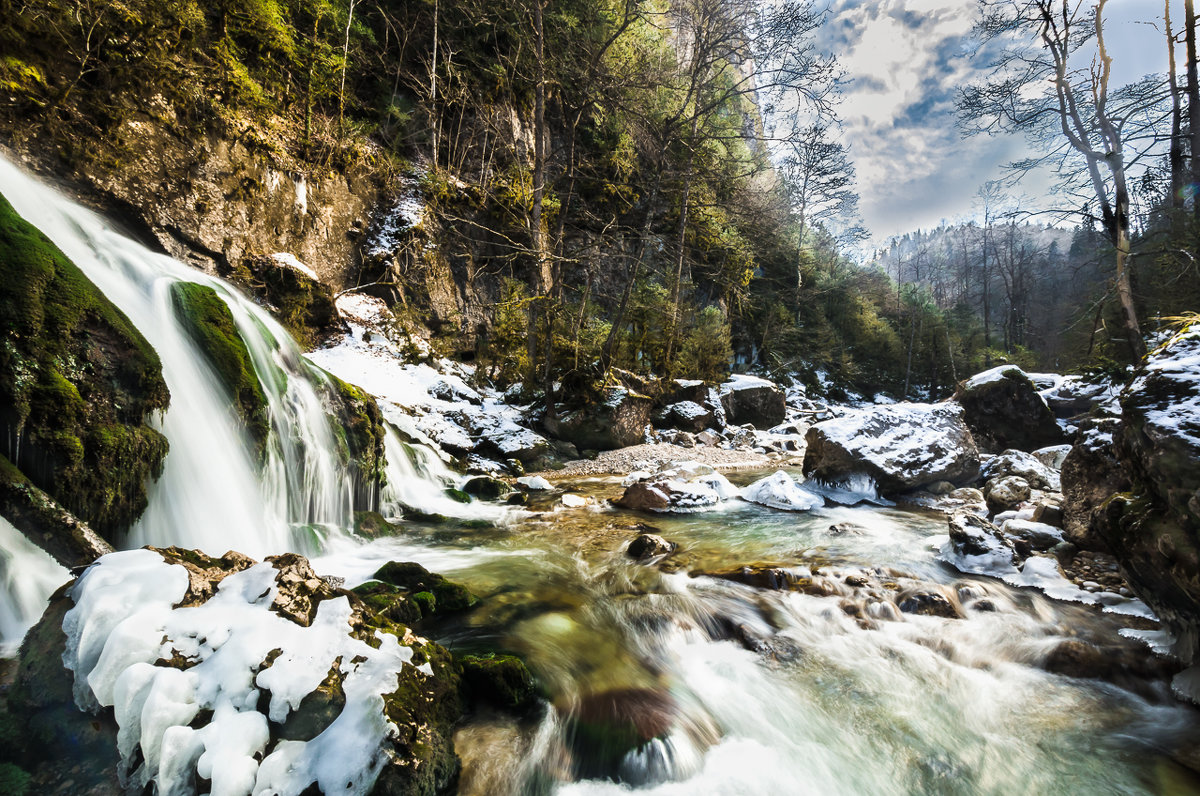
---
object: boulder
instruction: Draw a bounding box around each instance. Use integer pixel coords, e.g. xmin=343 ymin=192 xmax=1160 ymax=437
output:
xmin=615 ymin=463 xmax=737 ymax=514
xmin=655 ymin=401 xmax=716 ymax=433
xmin=739 ymin=471 xmax=822 ymax=511
xmin=627 ymin=533 xmax=677 ymax=559
xmin=948 ymin=512 xmax=1009 ymax=558
xmin=984 ymin=475 xmax=1030 ymax=513
xmin=718 ymin=375 xmax=786 ymax=429
xmin=1094 ymin=326 xmax=1200 ymax=663
xmin=803 ymin=403 xmax=980 ymax=495
xmin=10 ymin=548 xmax=466 ymax=796
xmin=954 ymin=365 xmax=1064 ymax=453
xmin=549 ymin=387 xmax=652 ymax=450
xmin=980 ymin=449 xmax=1061 ymax=491
xmin=1033 ymin=444 xmax=1073 ymax=471
xmin=1000 ymin=519 xmax=1063 ymax=550
xmin=1060 ymin=426 xmax=1127 ymax=550
xmin=1038 ymin=375 xmax=1113 ymax=418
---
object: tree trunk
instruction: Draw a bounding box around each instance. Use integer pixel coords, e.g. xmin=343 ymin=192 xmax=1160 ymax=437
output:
xmin=1187 ymin=0 xmax=1200 ymax=221
xmin=1169 ymin=0 xmax=1186 ymax=209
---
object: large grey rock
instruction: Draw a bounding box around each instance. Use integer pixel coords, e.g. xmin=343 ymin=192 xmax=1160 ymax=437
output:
xmin=980 ymin=449 xmax=1061 ymax=491
xmin=718 ymin=375 xmax=786 ymax=429
xmin=1061 ymin=428 xmax=1127 ymax=550
xmin=549 ymin=386 xmax=652 ymax=451
xmin=1095 ymin=326 xmax=1200 ymax=663
xmin=954 ymin=365 xmax=1065 ymax=453
xmin=803 ymin=403 xmax=980 ymax=495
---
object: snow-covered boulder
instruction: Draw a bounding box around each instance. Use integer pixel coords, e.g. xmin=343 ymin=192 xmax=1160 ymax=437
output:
xmin=740 ymin=471 xmax=822 ymax=511
xmin=802 ymin=403 xmax=980 ymax=495
xmin=980 ymin=449 xmax=1061 ymax=491
xmin=718 ymin=375 xmax=786 ymax=429
xmin=655 ymin=400 xmax=716 ymax=433
xmin=11 ymin=548 xmax=467 ymax=796
xmin=549 ymin=386 xmax=652 ymax=450
xmin=1092 ymin=325 xmax=1200 ymax=662
xmin=615 ymin=462 xmax=737 ymax=513
xmin=954 ymin=365 xmax=1064 ymax=453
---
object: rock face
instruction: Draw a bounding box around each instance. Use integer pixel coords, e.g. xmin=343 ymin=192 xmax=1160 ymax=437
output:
xmin=954 ymin=365 xmax=1064 ymax=453
xmin=551 ymin=386 xmax=652 ymax=451
xmin=0 ymin=192 xmax=169 ymax=542
xmin=803 ymin=403 xmax=980 ymax=495
xmin=1061 ymin=428 xmax=1127 ymax=550
xmin=8 ymin=548 xmax=467 ymax=795
xmin=718 ymin=375 xmax=786 ymax=429
xmin=1094 ymin=327 xmax=1200 ymax=662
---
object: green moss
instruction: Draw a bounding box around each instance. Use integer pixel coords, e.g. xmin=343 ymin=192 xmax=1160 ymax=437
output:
xmin=169 ymin=281 xmax=269 ymax=457
xmin=0 ymin=763 xmax=31 ymax=796
xmin=372 ymin=561 xmax=479 ymax=616
xmin=411 ymin=591 xmax=436 ymax=617
xmin=0 ymin=190 xmax=169 ymax=538
xmin=462 ymin=476 xmax=510 ymax=500
xmin=318 ymin=370 xmax=387 ymax=512
xmin=458 ymin=653 xmax=539 ymax=713
xmin=445 ymin=488 xmax=471 ymax=504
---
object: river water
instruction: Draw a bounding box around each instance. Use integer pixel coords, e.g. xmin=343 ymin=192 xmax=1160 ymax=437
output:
xmin=2 ymin=154 xmax=1199 ymax=794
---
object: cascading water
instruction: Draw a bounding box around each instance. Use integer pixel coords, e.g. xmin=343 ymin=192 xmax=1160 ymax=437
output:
xmin=0 ymin=515 xmax=68 ymax=656
xmin=0 ymin=154 xmax=355 ymax=557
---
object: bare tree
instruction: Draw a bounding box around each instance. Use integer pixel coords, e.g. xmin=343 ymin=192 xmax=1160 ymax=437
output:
xmin=959 ymin=0 xmax=1170 ymax=359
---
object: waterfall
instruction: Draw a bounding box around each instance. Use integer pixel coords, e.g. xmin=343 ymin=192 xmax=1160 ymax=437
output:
xmin=0 ymin=155 xmax=356 ymax=558
xmin=0 ymin=515 xmax=69 ymax=656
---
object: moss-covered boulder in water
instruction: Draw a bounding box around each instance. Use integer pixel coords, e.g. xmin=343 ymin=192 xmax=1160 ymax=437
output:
xmin=458 ymin=653 xmax=539 ymax=713
xmin=229 ymin=253 xmax=340 ymax=349
xmin=169 ymin=281 xmax=270 ymax=456
xmin=0 ymin=191 xmax=168 ymax=540
xmin=321 ymin=372 xmax=387 ymax=512
xmin=372 ymin=561 xmax=479 ymax=614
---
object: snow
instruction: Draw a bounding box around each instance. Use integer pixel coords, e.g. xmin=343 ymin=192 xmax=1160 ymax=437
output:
xmin=807 ymin=402 xmax=974 ymax=488
xmin=624 ymin=462 xmax=738 ymax=513
xmin=560 ymin=494 xmax=589 ymax=508
xmin=269 ymin=252 xmax=319 ymax=282
xmin=1127 ymin=327 xmax=1200 ymax=448
xmin=663 ymin=400 xmax=710 ymax=420
xmin=305 ymin=294 xmax=548 ymax=467
xmin=720 ymin=374 xmax=777 ymax=393
xmin=963 ymin=364 xmax=1023 ymax=390
xmin=740 ymin=471 xmax=822 ymax=511
xmin=367 ymin=176 xmax=427 ymax=257
xmin=63 ymin=550 xmax=432 ymax=795
xmin=518 ymin=476 xmax=553 ymax=491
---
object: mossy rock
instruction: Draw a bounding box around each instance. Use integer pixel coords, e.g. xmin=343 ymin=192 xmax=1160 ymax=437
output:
xmin=352 ymin=580 xmax=422 ymax=626
xmin=319 ymin=371 xmax=387 ymax=512
xmin=0 ymin=190 xmax=169 ymax=539
xmin=229 ymin=254 xmax=339 ymax=350
xmin=354 ymin=510 xmax=399 ymax=538
xmin=372 ymin=561 xmax=478 ymax=614
xmin=462 ymin=476 xmax=509 ymax=500
xmin=458 ymin=653 xmax=539 ymax=713
xmin=445 ymin=488 xmax=472 ymax=504
xmin=169 ymin=281 xmax=269 ymax=457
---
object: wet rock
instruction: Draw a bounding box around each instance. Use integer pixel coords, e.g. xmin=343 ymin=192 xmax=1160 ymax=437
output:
xmin=373 ymin=561 xmax=479 ymax=615
xmin=458 ymin=653 xmax=539 ymax=713
xmin=568 ymin=688 xmax=678 ymax=780
xmin=803 ymin=403 xmax=980 ymax=495
xmin=897 ymin=591 xmax=961 ymax=619
xmin=718 ymin=375 xmax=786 ymax=429
xmin=463 ymin=476 xmax=510 ymax=500
xmin=948 ymin=513 xmax=1008 ymax=558
xmin=954 ymin=365 xmax=1065 ymax=453
xmin=985 ymin=476 xmax=1031 ymax=513
xmin=1042 ymin=638 xmax=1178 ymax=688
xmin=0 ymin=457 xmax=112 ymax=568
xmin=615 ymin=464 xmax=736 ymax=514
xmin=627 ymin=534 xmax=677 ymax=559
xmin=1032 ymin=501 xmax=1064 ymax=528
xmin=1089 ymin=326 xmax=1200 ymax=663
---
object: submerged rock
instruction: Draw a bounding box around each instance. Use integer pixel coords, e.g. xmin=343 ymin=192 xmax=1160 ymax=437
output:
xmin=627 ymin=533 xmax=677 ymax=559
xmin=803 ymin=403 xmax=980 ymax=495
xmin=954 ymin=365 xmax=1064 ymax=453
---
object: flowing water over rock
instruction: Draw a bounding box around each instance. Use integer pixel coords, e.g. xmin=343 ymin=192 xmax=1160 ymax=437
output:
xmin=2 ymin=156 xmax=1199 ymax=793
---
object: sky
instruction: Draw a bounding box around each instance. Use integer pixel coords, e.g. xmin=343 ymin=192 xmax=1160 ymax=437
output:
xmin=819 ymin=0 xmax=1173 ymax=248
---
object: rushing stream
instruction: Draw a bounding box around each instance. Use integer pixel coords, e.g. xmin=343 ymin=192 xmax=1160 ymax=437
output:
xmin=2 ymin=154 xmax=1200 ymax=794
